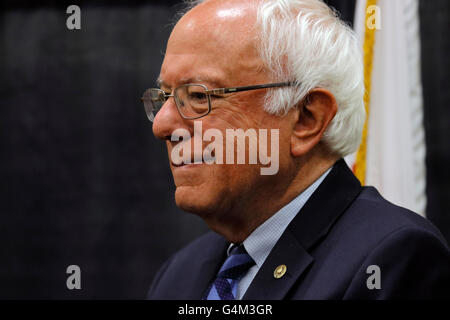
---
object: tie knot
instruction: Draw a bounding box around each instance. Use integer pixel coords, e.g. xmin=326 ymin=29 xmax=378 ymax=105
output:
xmin=217 ymin=245 xmax=255 ymax=280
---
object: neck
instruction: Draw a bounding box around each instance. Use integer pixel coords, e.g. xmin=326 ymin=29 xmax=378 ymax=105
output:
xmin=206 ymin=149 xmax=338 ymax=243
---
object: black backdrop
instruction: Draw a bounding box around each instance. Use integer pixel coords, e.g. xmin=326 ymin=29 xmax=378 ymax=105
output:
xmin=0 ymin=0 xmax=448 ymax=299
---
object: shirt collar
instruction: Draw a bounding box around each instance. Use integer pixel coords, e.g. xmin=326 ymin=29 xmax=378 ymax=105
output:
xmin=228 ymin=168 xmax=331 ymax=267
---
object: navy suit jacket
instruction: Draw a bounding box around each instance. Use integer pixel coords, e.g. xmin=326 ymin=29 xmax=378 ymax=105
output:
xmin=147 ymin=159 xmax=450 ymax=299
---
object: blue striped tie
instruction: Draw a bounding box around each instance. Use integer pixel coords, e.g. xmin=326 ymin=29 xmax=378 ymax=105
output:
xmin=205 ymin=245 xmax=255 ymax=300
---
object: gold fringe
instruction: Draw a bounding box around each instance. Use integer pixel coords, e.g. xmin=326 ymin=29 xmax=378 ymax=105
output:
xmin=355 ymin=0 xmax=378 ymax=185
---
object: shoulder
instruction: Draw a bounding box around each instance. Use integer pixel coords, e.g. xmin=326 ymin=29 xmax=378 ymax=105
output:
xmin=341 ymin=186 xmax=448 ymax=245
xmin=334 ymin=187 xmax=450 ymax=298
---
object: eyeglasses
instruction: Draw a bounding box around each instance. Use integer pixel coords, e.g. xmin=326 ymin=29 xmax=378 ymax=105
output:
xmin=141 ymin=81 xmax=295 ymax=122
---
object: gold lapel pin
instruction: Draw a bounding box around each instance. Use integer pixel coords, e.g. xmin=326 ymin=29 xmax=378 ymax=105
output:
xmin=274 ymin=264 xmax=287 ymax=279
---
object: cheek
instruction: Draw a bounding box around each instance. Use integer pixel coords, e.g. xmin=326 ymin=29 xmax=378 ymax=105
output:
xmin=210 ymin=98 xmax=265 ymax=130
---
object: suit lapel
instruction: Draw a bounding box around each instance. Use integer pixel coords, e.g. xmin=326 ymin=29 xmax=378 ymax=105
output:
xmin=243 ymin=159 xmax=362 ymax=299
xmin=243 ymin=229 xmax=313 ymax=299
xmin=186 ymin=234 xmax=229 ymax=299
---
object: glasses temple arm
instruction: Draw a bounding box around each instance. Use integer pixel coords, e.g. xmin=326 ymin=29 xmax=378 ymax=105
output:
xmin=208 ymin=82 xmax=296 ymax=95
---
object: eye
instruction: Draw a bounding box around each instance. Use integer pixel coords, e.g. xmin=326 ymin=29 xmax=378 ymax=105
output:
xmin=188 ymin=91 xmax=208 ymax=101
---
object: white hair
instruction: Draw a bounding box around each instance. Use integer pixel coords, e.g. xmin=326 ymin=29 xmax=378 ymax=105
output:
xmin=181 ymin=0 xmax=365 ymax=157
xmin=256 ymin=0 xmax=365 ymax=157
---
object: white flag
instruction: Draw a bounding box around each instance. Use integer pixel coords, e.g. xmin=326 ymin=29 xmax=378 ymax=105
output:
xmin=349 ymin=0 xmax=427 ymax=216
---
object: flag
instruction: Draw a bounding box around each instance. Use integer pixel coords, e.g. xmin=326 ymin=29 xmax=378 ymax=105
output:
xmin=346 ymin=0 xmax=427 ymax=216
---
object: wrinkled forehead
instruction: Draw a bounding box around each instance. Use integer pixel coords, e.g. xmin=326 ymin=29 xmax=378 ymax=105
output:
xmin=161 ymin=0 xmax=264 ymax=86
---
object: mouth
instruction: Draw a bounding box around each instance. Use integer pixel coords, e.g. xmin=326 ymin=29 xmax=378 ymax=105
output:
xmin=170 ymin=150 xmax=216 ymax=168
xmin=170 ymin=155 xmax=216 ymax=168
xmin=171 ymin=161 xmax=192 ymax=168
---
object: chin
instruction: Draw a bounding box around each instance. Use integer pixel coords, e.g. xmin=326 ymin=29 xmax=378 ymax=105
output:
xmin=174 ymin=185 xmax=222 ymax=217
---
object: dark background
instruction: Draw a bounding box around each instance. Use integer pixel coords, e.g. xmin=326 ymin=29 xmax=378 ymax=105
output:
xmin=0 ymin=0 xmax=448 ymax=299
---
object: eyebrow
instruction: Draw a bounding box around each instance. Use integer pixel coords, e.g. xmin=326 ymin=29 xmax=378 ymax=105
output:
xmin=157 ymin=75 xmax=225 ymax=89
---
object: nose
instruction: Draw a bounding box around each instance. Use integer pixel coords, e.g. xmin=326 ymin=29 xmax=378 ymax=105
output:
xmin=152 ymin=97 xmax=186 ymax=141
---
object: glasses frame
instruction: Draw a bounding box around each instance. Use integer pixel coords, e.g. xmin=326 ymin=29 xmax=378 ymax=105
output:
xmin=141 ymin=81 xmax=296 ymax=121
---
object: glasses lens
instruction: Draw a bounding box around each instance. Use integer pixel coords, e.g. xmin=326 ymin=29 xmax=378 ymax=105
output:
xmin=142 ymin=89 xmax=165 ymax=122
xmin=175 ymin=85 xmax=210 ymax=119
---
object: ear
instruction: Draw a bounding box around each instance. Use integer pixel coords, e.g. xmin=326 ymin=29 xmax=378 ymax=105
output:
xmin=290 ymin=88 xmax=338 ymax=157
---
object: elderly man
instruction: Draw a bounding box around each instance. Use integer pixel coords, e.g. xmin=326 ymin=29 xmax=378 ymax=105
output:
xmin=145 ymin=0 xmax=450 ymax=299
